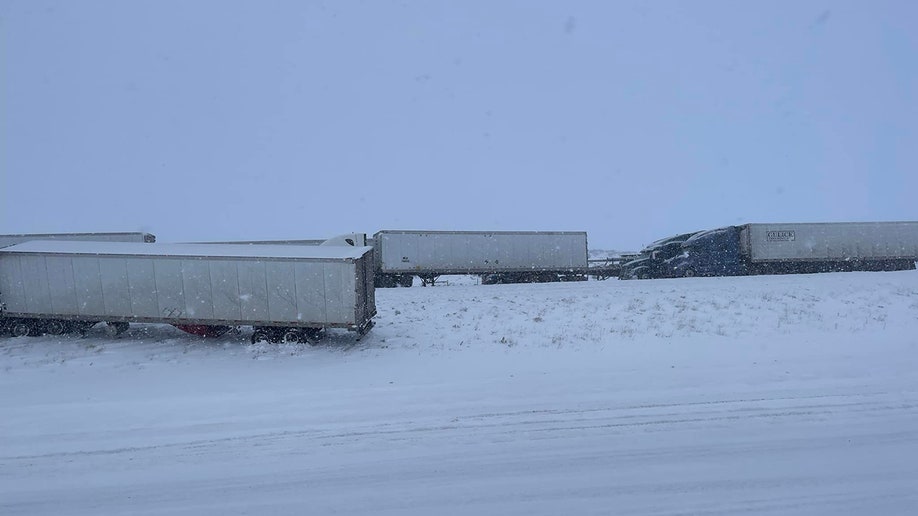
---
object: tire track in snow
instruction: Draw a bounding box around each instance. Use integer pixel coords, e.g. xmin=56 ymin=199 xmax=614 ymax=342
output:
xmin=3 ymin=390 xmax=915 ymax=462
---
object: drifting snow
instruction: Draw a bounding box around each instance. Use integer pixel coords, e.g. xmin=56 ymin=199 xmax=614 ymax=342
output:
xmin=2 ymin=272 xmax=918 ymax=515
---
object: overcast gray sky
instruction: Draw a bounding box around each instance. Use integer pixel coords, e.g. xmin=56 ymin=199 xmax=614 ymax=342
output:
xmin=2 ymin=0 xmax=916 ymax=250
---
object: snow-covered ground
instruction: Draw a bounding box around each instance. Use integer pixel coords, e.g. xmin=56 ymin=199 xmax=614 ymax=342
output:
xmin=2 ymin=272 xmax=918 ymax=515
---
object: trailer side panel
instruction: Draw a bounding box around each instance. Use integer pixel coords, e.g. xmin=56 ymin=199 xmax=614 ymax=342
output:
xmin=0 ymin=242 xmax=374 ymax=330
xmin=745 ymin=222 xmax=918 ymax=262
xmin=375 ymin=230 xmax=589 ymax=275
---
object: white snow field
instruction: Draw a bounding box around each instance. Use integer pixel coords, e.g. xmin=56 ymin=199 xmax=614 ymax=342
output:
xmin=2 ymin=271 xmax=918 ymax=515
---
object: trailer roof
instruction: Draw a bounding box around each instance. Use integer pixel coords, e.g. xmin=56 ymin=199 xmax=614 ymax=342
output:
xmin=375 ymin=230 xmax=588 ymax=236
xmin=0 ymin=232 xmax=153 ymax=238
xmin=0 ymin=240 xmax=373 ymax=260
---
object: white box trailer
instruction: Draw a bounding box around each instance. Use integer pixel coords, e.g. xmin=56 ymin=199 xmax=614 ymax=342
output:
xmin=373 ymin=230 xmax=589 ymax=286
xmin=0 ymin=232 xmax=155 ymax=248
xmin=0 ymin=241 xmax=375 ymax=343
xmin=741 ymin=222 xmax=918 ymax=262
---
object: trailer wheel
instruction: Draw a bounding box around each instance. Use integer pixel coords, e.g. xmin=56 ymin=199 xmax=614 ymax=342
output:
xmin=46 ymin=320 xmax=68 ymax=336
xmin=251 ymin=329 xmax=271 ymax=344
xmin=281 ymin=330 xmax=302 ymax=344
xmin=11 ymin=322 xmax=33 ymax=338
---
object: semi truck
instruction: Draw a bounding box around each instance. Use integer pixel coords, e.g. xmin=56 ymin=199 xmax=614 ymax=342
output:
xmin=372 ymin=230 xmax=596 ymax=286
xmin=619 ymin=231 xmax=701 ymax=280
xmin=0 ymin=232 xmax=155 ymax=248
xmin=0 ymin=240 xmax=376 ymax=343
xmin=668 ymin=222 xmax=918 ymax=277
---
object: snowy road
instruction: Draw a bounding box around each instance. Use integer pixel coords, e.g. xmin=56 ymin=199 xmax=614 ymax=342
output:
xmin=2 ymin=272 xmax=918 ymax=515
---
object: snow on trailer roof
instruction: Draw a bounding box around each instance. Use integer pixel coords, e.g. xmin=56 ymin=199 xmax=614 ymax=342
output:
xmin=0 ymin=232 xmax=153 ymax=238
xmin=0 ymin=240 xmax=373 ymax=260
xmin=376 ymin=229 xmax=588 ymax=236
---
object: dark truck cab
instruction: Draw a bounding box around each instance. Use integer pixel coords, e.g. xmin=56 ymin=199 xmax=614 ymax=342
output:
xmin=620 ymin=231 xmax=702 ymax=279
xmin=669 ymin=226 xmax=745 ymax=277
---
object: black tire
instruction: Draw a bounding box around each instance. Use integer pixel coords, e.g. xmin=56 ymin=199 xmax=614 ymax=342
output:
xmin=12 ymin=322 xmax=33 ymax=338
xmin=250 ymin=329 xmax=271 ymax=344
xmin=281 ymin=330 xmax=302 ymax=344
xmin=46 ymin=320 xmax=68 ymax=336
xmin=683 ymin=268 xmax=697 ymax=278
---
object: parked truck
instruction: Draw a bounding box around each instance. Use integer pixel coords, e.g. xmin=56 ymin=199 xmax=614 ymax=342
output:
xmin=0 ymin=232 xmax=155 ymax=248
xmin=619 ymin=231 xmax=701 ymax=280
xmin=0 ymin=240 xmax=376 ymax=343
xmin=668 ymin=222 xmax=918 ymax=277
xmin=372 ymin=230 xmax=596 ymax=286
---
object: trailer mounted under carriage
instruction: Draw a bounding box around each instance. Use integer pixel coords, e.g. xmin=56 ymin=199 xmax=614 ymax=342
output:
xmin=0 ymin=241 xmax=376 ymax=344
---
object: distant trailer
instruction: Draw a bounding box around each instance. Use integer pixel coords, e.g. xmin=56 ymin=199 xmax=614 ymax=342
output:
xmin=0 ymin=241 xmax=376 ymax=344
xmin=0 ymin=232 xmax=155 ymax=249
xmin=373 ymin=230 xmax=593 ymax=286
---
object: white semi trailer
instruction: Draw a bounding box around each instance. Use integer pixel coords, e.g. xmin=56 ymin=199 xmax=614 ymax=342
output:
xmin=0 ymin=241 xmax=376 ymax=343
xmin=372 ymin=230 xmax=594 ymax=286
